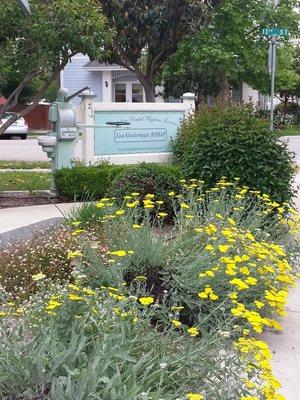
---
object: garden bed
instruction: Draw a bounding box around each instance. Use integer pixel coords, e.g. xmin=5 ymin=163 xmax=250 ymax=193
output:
xmin=0 ymin=179 xmax=299 ymax=399
xmin=0 ymin=192 xmax=65 ymax=209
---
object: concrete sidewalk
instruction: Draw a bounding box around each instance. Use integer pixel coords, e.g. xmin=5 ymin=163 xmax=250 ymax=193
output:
xmin=0 ymin=202 xmax=78 ymax=235
xmin=262 ymin=283 xmax=300 ymax=399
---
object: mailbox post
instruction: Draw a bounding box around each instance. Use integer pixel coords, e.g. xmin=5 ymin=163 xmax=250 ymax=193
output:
xmin=38 ymin=89 xmax=78 ymax=196
xmin=48 ymin=88 xmax=78 ymax=170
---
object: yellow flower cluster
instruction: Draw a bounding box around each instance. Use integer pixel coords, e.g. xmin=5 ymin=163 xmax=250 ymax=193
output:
xmin=235 ymin=337 xmax=286 ymax=400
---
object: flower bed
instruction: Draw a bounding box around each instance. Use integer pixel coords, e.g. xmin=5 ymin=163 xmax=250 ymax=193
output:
xmin=0 ymin=178 xmax=299 ymax=399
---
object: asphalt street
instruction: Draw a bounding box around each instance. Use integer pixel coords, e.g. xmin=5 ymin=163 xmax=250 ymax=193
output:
xmin=0 ymin=138 xmax=82 ymax=161
xmin=0 ymin=135 xmax=299 ymax=162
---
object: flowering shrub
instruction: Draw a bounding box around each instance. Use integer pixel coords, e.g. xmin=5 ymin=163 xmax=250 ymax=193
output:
xmin=0 ymin=281 xmax=284 ymax=399
xmin=0 ymin=178 xmax=299 ymax=399
xmin=0 ymin=227 xmax=78 ymax=301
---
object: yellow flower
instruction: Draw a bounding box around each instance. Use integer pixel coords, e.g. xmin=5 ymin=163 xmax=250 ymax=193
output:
xmin=156 ymin=200 xmax=164 ymax=205
xmin=168 ymin=191 xmax=175 ymax=197
xmin=205 ymin=244 xmax=214 ymax=251
xmin=187 ymin=393 xmax=204 ymax=400
xmin=115 ymin=210 xmax=125 ymax=215
xmin=133 ymin=275 xmax=147 ymax=282
xmin=218 ymin=244 xmax=230 ymax=253
xmin=144 ymin=204 xmax=154 ymax=209
xmin=132 ymin=224 xmax=142 ymax=229
xmin=68 ymin=284 xmax=80 ymax=291
xmin=68 ymin=294 xmax=84 ymax=301
xmin=71 ymin=221 xmax=81 ymax=227
xmin=245 ymin=231 xmax=255 ymax=241
xmin=187 ymin=327 xmax=199 ymax=337
xmin=108 ymin=250 xmax=127 ymax=257
xmin=83 ymin=288 xmax=96 ymax=296
xmin=32 ymin=272 xmax=46 ymax=281
xmin=172 ymin=319 xmax=182 ymax=328
xmin=0 ymin=311 xmax=7 ymax=317
xmin=46 ymin=300 xmax=62 ymax=310
xmin=67 ymin=251 xmax=83 ymax=260
xmin=158 ymin=212 xmax=168 ymax=218
xmin=131 ymin=192 xmax=140 ymax=196
xmin=71 ymin=229 xmax=86 ymax=236
xmin=126 ymin=201 xmax=138 ymax=208
xmin=181 ymin=202 xmax=189 ymax=209
xmin=139 ymin=297 xmax=155 ymax=306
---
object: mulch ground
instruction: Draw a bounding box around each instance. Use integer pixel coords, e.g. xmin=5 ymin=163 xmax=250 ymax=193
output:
xmin=0 ymin=193 xmax=66 ymax=209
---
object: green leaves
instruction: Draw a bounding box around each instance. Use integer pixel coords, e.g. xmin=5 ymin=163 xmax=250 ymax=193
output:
xmin=173 ymin=104 xmax=296 ymax=204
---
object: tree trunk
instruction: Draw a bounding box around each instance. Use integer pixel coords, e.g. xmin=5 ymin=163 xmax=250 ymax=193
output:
xmin=144 ymin=82 xmax=156 ymax=102
xmin=219 ymin=70 xmax=230 ymax=109
xmin=133 ymin=66 xmax=156 ymax=103
xmin=283 ymin=94 xmax=289 ymax=116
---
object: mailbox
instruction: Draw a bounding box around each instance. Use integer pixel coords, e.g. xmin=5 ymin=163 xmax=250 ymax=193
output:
xmin=48 ymin=89 xmax=77 ymax=141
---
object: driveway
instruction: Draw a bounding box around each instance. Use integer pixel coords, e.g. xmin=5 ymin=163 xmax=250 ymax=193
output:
xmin=0 ymin=138 xmax=82 ymax=161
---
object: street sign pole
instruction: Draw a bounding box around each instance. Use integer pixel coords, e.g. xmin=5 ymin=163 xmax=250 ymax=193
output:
xmin=270 ymin=36 xmax=277 ymax=132
xmin=17 ymin=0 xmax=31 ymax=15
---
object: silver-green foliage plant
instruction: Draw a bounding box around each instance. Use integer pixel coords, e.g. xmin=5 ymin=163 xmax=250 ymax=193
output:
xmin=0 ymin=289 xmax=250 ymax=400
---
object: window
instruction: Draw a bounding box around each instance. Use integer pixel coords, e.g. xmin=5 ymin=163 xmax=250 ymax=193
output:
xmin=114 ymin=82 xmax=144 ymax=102
xmin=115 ymin=84 xmax=126 ymax=102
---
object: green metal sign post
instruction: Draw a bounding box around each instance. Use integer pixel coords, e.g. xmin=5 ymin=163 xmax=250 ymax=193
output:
xmin=261 ymin=27 xmax=289 ymax=131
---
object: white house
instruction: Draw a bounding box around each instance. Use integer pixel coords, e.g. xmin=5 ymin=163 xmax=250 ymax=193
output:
xmin=61 ymin=54 xmax=262 ymax=106
xmin=61 ymin=54 xmax=146 ymax=105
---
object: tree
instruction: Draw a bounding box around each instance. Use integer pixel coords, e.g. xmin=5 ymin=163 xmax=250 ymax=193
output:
xmin=162 ymin=0 xmax=299 ymax=108
xmin=0 ymin=0 xmax=110 ymax=135
xmin=249 ymin=45 xmax=300 ymax=115
xmin=96 ymin=0 xmax=221 ymax=102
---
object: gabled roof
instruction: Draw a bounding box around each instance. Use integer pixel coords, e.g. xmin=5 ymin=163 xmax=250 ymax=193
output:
xmin=84 ymin=61 xmax=127 ymax=72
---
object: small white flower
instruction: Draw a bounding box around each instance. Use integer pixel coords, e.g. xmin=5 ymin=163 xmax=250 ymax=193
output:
xmin=159 ymin=362 xmax=167 ymax=369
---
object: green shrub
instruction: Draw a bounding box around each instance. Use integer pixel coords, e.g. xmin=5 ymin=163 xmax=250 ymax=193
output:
xmin=54 ymin=164 xmax=126 ymax=200
xmin=107 ymin=163 xmax=182 ymax=215
xmin=173 ymin=104 xmax=295 ymax=204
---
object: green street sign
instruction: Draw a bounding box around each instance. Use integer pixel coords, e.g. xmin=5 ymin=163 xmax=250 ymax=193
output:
xmin=261 ymin=28 xmax=289 ymax=37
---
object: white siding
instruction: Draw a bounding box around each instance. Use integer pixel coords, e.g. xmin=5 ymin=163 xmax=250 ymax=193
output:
xmin=61 ymin=55 xmax=103 ymax=105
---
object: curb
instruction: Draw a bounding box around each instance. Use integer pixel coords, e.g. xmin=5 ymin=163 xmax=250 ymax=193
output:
xmin=0 ymin=169 xmax=51 ymax=173
xmin=0 ymin=190 xmax=53 ymax=197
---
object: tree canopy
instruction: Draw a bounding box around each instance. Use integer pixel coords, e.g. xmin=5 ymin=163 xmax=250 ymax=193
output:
xmin=162 ymin=0 xmax=299 ymax=107
xmin=96 ymin=0 xmax=221 ymax=102
xmin=0 ymin=0 xmax=110 ymax=134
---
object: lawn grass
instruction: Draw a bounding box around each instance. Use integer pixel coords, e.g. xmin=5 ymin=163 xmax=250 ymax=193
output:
xmin=0 ymin=161 xmax=51 ymax=170
xmin=0 ymin=171 xmax=51 ymax=191
xmin=278 ymin=124 xmax=300 ymax=136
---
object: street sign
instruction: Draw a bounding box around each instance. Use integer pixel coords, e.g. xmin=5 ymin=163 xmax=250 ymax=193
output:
xmin=17 ymin=0 xmax=31 ymax=15
xmin=262 ymin=28 xmax=289 ymax=37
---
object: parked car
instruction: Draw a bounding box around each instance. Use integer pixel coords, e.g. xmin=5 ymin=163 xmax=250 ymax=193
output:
xmin=0 ymin=112 xmax=28 ymax=139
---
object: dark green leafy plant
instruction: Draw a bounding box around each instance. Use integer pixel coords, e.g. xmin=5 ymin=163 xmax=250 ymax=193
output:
xmin=107 ymin=163 xmax=182 ymax=215
xmin=54 ymin=164 xmax=126 ymax=200
xmin=173 ymin=104 xmax=296 ymax=204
